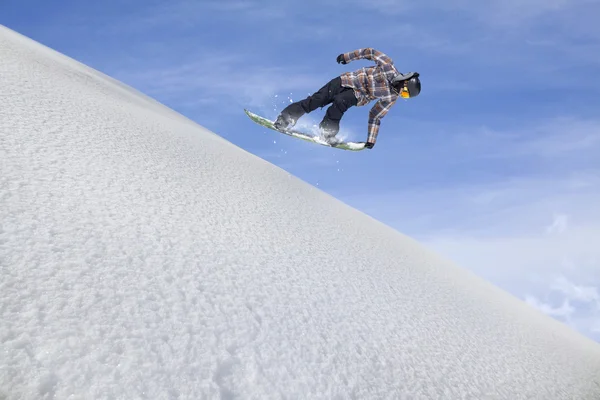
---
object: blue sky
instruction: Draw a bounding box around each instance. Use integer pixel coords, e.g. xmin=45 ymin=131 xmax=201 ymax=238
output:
xmin=2 ymin=0 xmax=600 ymax=342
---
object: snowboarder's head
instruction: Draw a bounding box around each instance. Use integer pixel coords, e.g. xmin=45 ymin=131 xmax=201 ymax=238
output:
xmin=391 ymin=72 xmax=421 ymax=99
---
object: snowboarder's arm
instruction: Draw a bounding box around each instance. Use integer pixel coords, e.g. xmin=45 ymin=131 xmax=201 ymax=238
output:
xmin=341 ymin=48 xmax=394 ymax=67
xmin=367 ymin=99 xmax=395 ymax=144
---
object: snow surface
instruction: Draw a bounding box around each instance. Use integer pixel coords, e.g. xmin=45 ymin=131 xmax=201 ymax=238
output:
xmin=1 ymin=24 xmax=600 ymax=400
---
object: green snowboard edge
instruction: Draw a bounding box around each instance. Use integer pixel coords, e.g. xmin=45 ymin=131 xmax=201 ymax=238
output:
xmin=244 ymin=109 xmax=366 ymax=151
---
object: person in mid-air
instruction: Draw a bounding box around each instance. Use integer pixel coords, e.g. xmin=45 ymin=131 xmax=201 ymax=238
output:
xmin=274 ymin=48 xmax=421 ymax=149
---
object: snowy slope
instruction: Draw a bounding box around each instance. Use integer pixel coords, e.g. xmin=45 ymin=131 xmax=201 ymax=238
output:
xmin=1 ymin=24 xmax=599 ymax=400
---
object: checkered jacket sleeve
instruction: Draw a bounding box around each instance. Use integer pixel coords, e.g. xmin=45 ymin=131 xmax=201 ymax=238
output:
xmin=342 ymin=48 xmax=394 ymax=67
xmin=367 ymin=99 xmax=396 ymax=144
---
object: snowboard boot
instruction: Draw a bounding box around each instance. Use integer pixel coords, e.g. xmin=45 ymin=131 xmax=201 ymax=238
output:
xmin=319 ymin=119 xmax=340 ymax=144
xmin=274 ymin=113 xmax=295 ymax=131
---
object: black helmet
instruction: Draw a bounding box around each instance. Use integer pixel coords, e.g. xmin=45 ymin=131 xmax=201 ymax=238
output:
xmin=392 ymin=72 xmax=421 ymax=98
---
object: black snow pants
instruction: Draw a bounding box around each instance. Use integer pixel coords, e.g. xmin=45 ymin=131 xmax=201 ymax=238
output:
xmin=279 ymin=76 xmax=358 ymax=136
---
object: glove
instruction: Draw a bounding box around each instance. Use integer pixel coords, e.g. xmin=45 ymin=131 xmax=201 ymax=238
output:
xmin=365 ymin=142 xmax=374 ymax=149
xmin=336 ymin=54 xmax=347 ymax=64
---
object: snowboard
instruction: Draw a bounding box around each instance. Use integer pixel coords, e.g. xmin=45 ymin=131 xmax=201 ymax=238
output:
xmin=244 ymin=109 xmax=367 ymax=151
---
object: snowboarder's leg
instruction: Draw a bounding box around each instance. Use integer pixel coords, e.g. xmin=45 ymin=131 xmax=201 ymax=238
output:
xmin=275 ymin=77 xmax=344 ymax=130
xmin=319 ymin=87 xmax=358 ymax=140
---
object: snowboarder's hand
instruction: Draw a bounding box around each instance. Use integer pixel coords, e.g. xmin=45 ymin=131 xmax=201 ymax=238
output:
xmin=365 ymin=142 xmax=374 ymax=149
xmin=336 ymin=54 xmax=347 ymax=64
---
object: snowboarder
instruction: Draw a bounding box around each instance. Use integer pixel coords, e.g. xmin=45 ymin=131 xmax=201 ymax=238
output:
xmin=273 ymin=48 xmax=421 ymax=149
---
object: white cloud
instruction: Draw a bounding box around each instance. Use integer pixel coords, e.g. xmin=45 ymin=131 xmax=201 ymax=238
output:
xmin=504 ymin=117 xmax=600 ymax=159
xmin=100 ymin=0 xmax=288 ymax=35
xmin=524 ymin=274 xmax=600 ymax=341
xmin=525 ymin=296 xmax=575 ymax=319
xmin=551 ymin=276 xmax=600 ymax=306
xmin=114 ymin=55 xmax=324 ymax=116
xmin=354 ymin=0 xmax=596 ymax=30
xmin=348 ymin=0 xmax=600 ymax=83
xmin=414 ymin=116 xmax=600 ymax=161
xmin=546 ymin=214 xmax=569 ymax=234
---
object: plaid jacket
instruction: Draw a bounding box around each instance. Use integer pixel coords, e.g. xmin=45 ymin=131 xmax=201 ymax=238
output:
xmin=339 ymin=48 xmax=400 ymax=144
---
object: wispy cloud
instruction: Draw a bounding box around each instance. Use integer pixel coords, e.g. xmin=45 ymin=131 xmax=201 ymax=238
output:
xmin=526 ymin=274 xmax=600 ymax=340
xmin=346 ymin=0 xmax=600 ymax=87
xmin=525 ymin=296 xmax=575 ymax=319
xmin=97 ymin=0 xmax=289 ymax=36
xmin=354 ymin=0 xmax=599 ymax=31
xmin=114 ymin=54 xmax=324 ymax=116
xmin=551 ymin=275 xmax=600 ymax=306
xmin=451 ymin=116 xmax=600 ymax=161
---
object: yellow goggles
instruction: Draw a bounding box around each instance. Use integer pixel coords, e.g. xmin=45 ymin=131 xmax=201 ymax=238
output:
xmin=400 ymin=85 xmax=410 ymax=99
